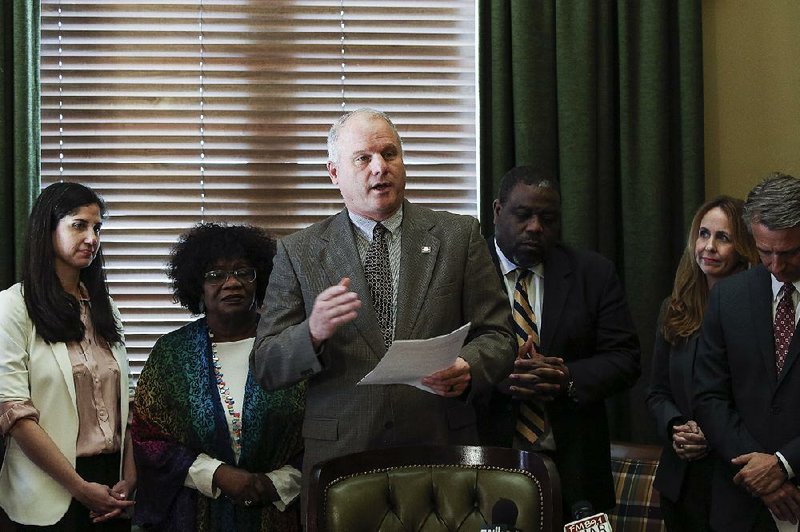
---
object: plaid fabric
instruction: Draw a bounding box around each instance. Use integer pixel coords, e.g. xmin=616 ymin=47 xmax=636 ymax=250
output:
xmin=607 ymin=453 xmax=666 ymax=532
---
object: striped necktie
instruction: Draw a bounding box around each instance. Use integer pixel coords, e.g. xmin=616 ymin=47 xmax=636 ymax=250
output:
xmin=512 ymin=269 xmax=547 ymax=446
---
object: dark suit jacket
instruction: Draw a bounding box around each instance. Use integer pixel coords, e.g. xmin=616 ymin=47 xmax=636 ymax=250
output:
xmin=646 ymin=299 xmax=703 ymax=502
xmin=479 ymin=241 xmax=641 ymax=514
xmin=694 ymin=265 xmax=800 ymax=531
xmin=252 ymin=201 xmax=516 ymax=485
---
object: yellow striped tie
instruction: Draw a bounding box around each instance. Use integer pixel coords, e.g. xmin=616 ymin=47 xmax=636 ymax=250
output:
xmin=512 ymin=269 xmax=547 ymax=446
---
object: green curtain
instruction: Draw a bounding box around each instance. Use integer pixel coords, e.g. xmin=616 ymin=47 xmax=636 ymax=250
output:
xmin=479 ymin=0 xmax=704 ymax=443
xmin=0 ymin=1 xmax=40 ymax=289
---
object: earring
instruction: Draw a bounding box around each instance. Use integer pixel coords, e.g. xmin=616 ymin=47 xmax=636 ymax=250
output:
xmin=199 ymin=299 xmax=205 ymax=314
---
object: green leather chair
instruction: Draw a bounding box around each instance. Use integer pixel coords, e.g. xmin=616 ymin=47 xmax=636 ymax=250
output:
xmin=308 ymin=445 xmax=561 ymax=532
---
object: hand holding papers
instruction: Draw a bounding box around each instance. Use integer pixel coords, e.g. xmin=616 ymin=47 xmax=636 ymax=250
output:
xmin=358 ymin=323 xmax=471 ymax=393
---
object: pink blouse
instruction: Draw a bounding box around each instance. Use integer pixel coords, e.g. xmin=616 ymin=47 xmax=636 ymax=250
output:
xmin=0 ymin=293 xmax=121 ymax=456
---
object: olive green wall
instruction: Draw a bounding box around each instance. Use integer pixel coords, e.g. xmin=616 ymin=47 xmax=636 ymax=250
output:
xmin=703 ymin=0 xmax=800 ymax=199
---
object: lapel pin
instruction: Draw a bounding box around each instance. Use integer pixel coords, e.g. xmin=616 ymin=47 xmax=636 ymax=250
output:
xmin=421 ymin=246 xmax=431 ymax=254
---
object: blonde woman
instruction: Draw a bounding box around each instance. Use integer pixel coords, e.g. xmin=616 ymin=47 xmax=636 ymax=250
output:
xmin=647 ymin=196 xmax=758 ymax=531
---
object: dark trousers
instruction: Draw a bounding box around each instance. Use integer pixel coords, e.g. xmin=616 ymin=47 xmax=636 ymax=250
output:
xmin=661 ymin=456 xmax=713 ymax=532
xmin=13 ymin=453 xmax=130 ymax=532
xmin=748 ymin=507 xmax=780 ymax=532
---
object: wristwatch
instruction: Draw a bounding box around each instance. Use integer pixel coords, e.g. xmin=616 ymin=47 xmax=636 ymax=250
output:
xmin=566 ymin=380 xmax=578 ymax=403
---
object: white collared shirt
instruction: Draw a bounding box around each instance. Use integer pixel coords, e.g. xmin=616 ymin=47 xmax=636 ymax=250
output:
xmin=770 ymin=275 xmax=800 ymax=326
xmin=492 ymin=238 xmax=555 ymax=451
xmin=493 ymin=239 xmax=545 ymax=336
xmin=770 ymin=274 xmax=800 ymax=484
xmin=349 ymin=207 xmax=403 ymax=336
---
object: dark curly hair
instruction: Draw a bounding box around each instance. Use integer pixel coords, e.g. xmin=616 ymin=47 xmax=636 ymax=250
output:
xmin=168 ymin=223 xmax=277 ymax=315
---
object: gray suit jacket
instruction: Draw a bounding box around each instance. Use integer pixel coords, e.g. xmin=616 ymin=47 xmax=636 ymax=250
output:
xmin=251 ymin=200 xmax=516 ymax=481
xmin=694 ymin=265 xmax=800 ymax=531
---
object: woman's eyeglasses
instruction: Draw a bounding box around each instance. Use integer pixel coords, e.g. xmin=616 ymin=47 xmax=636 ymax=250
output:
xmin=203 ymin=268 xmax=257 ymax=285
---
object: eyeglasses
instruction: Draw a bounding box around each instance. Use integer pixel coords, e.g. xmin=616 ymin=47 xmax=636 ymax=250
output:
xmin=203 ymin=268 xmax=257 ymax=285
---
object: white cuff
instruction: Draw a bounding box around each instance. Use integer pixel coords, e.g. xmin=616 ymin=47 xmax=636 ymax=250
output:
xmin=265 ymin=465 xmax=302 ymax=511
xmin=776 ymin=451 xmax=795 ymax=479
xmin=185 ymin=453 xmax=224 ymax=498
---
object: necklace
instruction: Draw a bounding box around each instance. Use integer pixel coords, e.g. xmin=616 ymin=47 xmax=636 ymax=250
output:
xmin=208 ymin=330 xmax=243 ymax=454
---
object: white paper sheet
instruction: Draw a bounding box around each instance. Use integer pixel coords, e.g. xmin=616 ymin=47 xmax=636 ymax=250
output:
xmin=357 ymin=322 xmax=471 ymax=393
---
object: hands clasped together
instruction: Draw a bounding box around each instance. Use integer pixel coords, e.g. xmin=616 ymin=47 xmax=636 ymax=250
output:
xmin=213 ymin=464 xmax=278 ymax=508
xmin=671 ymin=420 xmax=709 ymax=461
xmin=309 ymin=277 xmax=471 ymax=398
xmin=83 ymin=479 xmax=134 ymax=523
xmin=507 ymin=335 xmax=569 ymax=401
xmin=732 ymin=452 xmax=800 ymax=524
xmin=670 ymin=417 xmax=799 ymax=523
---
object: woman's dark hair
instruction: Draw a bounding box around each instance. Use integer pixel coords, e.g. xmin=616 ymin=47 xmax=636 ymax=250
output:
xmin=168 ymin=223 xmax=277 ymax=315
xmin=22 ymin=182 xmax=122 ymax=345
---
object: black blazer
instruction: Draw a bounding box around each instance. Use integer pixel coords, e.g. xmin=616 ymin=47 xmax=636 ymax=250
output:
xmin=694 ymin=265 xmax=800 ymax=531
xmin=646 ymin=299 xmax=700 ymax=502
xmin=478 ymin=240 xmax=641 ymax=513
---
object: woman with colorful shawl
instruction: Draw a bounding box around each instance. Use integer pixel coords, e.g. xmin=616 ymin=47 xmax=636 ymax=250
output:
xmin=132 ymin=224 xmax=304 ymax=531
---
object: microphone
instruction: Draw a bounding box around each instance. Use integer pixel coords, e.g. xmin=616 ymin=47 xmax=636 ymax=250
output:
xmin=480 ymin=498 xmax=519 ymax=532
xmin=571 ymin=500 xmax=594 ymax=520
xmin=563 ymin=500 xmax=613 ymax=532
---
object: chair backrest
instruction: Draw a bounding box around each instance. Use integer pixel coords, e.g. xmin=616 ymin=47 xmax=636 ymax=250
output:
xmin=607 ymin=442 xmax=665 ymax=532
xmin=308 ymin=445 xmax=561 ymax=532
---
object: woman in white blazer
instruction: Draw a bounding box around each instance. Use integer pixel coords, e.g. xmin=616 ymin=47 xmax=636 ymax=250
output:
xmin=0 ymin=182 xmax=134 ymax=530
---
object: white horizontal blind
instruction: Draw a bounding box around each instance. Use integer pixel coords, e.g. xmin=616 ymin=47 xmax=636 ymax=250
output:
xmin=40 ymin=0 xmax=478 ymax=379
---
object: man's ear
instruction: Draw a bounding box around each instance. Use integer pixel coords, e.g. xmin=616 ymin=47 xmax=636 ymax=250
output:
xmin=327 ymin=161 xmax=338 ymax=184
xmin=492 ymin=198 xmax=502 ymax=223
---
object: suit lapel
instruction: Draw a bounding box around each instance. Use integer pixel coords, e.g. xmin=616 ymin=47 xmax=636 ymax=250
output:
xmin=318 ymin=209 xmax=385 ymax=357
xmin=774 ymin=276 xmax=800 ymax=385
xmin=486 ymin=237 xmax=509 ymax=294
xmin=487 ymin=238 xmax=570 ymax=351
xmin=540 ymin=246 xmax=572 ymax=352
xmin=679 ymin=335 xmax=700 ymax=414
xmin=395 ymin=201 xmax=439 ymax=341
xmin=780 ymin=323 xmax=800 ymax=383
xmin=750 ymin=267 xmax=780 ymax=388
xmin=51 ymin=342 xmax=78 ymax=406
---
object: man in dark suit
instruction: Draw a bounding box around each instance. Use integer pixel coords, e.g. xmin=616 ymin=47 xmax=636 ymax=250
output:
xmin=694 ymin=172 xmax=800 ymax=532
xmin=478 ymin=166 xmax=641 ymax=518
xmin=251 ymin=108 xmax=516 ymax=498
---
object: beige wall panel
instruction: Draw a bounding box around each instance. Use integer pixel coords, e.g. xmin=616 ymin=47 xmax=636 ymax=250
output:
xmin=703 ymin=1 xmax=800 ymax=198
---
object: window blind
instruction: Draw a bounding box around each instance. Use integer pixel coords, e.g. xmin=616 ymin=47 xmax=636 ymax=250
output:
xmin=40 ymin=0 xmax=478 ymax=379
